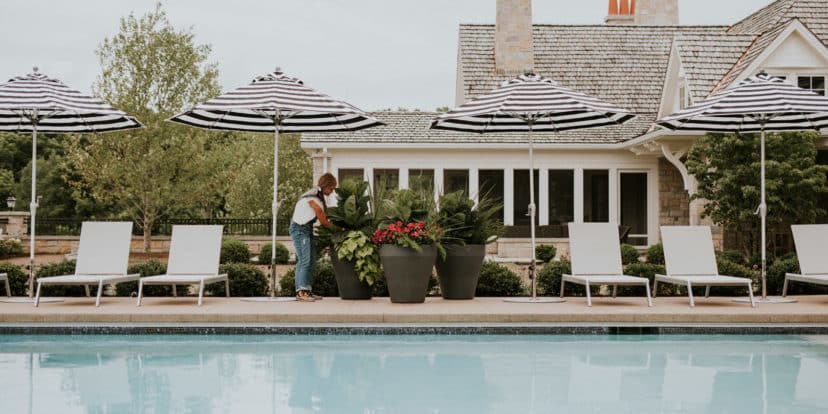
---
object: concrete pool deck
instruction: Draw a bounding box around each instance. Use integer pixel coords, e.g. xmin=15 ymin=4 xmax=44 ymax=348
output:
xmin=1 ymin=295 xmax=828 ymax=325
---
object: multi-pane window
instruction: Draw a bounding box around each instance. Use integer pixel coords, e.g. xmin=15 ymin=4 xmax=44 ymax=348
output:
xmin=583 ymin=170 xmax=609 ymax=223
xmin=373 ymin=169 xmax=399 ymax=200
xmin=798 ymin=76 xmax=825 ymax=96
xmin=479 ymin=169 xmax=504 ymax=221
xmin=408 ymin=169 xmax=434 ymax=195
xmin=443 ymin=169 xmax=469 ymax=195
xmin=513 ymin=169 xmax=539 ymax=226
xmin=548 ymin=170 xmax=574 ymax=225
xmin=338 ymin=169 xmax=364 ymax=185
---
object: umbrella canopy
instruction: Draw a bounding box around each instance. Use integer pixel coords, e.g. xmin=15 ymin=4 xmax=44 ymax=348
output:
xmin=0 ymin=67 xmax=141 ymax=301
xmin=169 ymin=68 xmax=382 ymax=300
xmin=431 ymin=73 xmax=636 ymax=303
xmin=656 ymin=72 xmax=828 ymax=303
xmin=657 ymin=72 xmax=828 ymax=132
xmin=169 ymin=69 xmax=380 ymax=132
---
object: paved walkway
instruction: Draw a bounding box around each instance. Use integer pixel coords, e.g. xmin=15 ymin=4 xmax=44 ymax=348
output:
xmin=1 ymin=295 xmax=827 ymax=324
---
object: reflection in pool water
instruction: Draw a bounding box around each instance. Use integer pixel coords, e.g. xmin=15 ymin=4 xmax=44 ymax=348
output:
xmin=0 ymin=335 xmax=826 ymax=413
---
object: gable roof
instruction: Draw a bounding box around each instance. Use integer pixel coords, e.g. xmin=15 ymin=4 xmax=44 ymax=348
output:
xmin=728 ymin=0 xmax=828 ymax=41
xmin=673 ymin=33 xmax=757 ymax=101
xmin=713 ymin=21 xmax=790 ymax=93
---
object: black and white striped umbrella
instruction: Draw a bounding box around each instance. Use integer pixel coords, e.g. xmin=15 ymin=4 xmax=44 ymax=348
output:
xmin=0 ymin=68 xmax=141 ymax=302
xmin=656 ymin=72 xmax=828 ymax=304
xmin=431 ymin=73 xmax=636 ymax=303
xmin=169 ymin=68 xmax=382 ymax=301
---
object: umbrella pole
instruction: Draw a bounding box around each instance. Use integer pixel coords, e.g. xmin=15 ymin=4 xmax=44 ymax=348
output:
xmin=528 ymin=122 xmax=538 ymax=299
xmin=271 ymin=124 xmax=280 ymax=298
xmin=760 ymin=127 xmax=767 ymax=300
xmin=28 ymin=120 xmax=37 ymax=298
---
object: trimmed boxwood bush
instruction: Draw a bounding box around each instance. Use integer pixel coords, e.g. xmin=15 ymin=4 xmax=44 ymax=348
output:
xmin=202 ymin=263 xmax=268 ymax=297
xmin=716 ymin=250 xmax=748 ymax=267
xmin=646 ymin=243 xmax=664 ymax=265
xmin=475 ymin=261 xmax=523 ymax=297
xmin=766 ymin=256 xmax=828 ymax=296
xmin=620 ymin=244 xmax=640 ymax=265
xmin=220 ymin=238 xmax=250 ymax=264
xmin=279 ymin=259 xmax=339 ymax=297
xmin=621 ymin=263 xmax=670 ymax=296
xmin=535 ymin=244 xmax=557 ymax=263
xmin=536 ymin=260 xmax=589 ymax=297
xmin=0 ymin=262 xmax=27 ymax=296
xmin=259 ymin=242 xmax=290 ymax=265
xmin=35 ymin=260 xmax=85 ymax=296
xmin=687 ymin=259 xmax=758 ymax=297
xmin=114 ymin=260 xmax=191 ymax=297
xmin=0 ymin=239 xmax=23 ymax=259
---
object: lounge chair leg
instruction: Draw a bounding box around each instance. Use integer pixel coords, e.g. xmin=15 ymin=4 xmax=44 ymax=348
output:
xmin=612 ymin=285 xmax=617 ymax=298
xmin=748 ymin=281 xmax=755 ymax=308
xmin=560 ymin=278 xmax=565 ymax=298
xmin=84 ymin=285 xmax=91 ymax=297
xmin=782 ymin=277 xmax=789 ymax=297
xmin=198 ymin=280 xmax=205 ymax=307
xmin=136 ymin=280 xmax=144 ymax=307
xmin=687 ymin=281 xmax=695 ymax=308
xmin=225 ymin=280 xmax=230 ymax=297
xmin=644 ymin=281 xmax=652 ymax=307
xmin=585 ymin=280 xmax=592 ymax=307
xmin=173 ymin=284 xmax=177 ymax=297
xmin=652 ymin=279 xmax=658 ymax=298
xmin=4 ymin=277 xmax=10 ymax=297
xmin=34 ymin=281 xmax=42 ymax=307
xmin=704 ymin=286 xmax=710 ymax=298
xmin=95 ymin=280 xmax=104 ymax=307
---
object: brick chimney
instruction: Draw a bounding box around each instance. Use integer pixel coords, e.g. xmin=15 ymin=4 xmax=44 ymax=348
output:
xmin=634 ymin=0 xmax=678 ymax=25
xmin=495 ymin=0 xmax=534 ymax=75
xmin=605 ymin=0 xmax=634 ymax=25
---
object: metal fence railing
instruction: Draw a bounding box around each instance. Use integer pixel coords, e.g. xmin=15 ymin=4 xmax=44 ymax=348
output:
xmin=35 ymin=218 xmax=288 ymax=237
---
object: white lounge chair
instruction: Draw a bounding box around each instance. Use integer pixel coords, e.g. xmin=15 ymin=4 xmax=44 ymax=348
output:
xmin=0 ymin=272 xmax=9 ymax=297
xmin=136 ymin=225 xmax=228 ymax=306
xmin=656 ymin=226 xmax=755 ymax=307
xmin=34 ymin=221 xmax=138 ymax=307
xmin=562 ymin=222 xmax=652 ymax=307
xmin=784 ymin=224 xmax=828 ymax=297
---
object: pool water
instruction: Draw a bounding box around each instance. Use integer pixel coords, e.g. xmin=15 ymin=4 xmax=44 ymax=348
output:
xmin=1 ymin=334 xmax=827 ymax=413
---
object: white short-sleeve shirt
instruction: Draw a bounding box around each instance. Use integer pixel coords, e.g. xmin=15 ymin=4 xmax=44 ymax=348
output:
xmin=291 ymin=190 xmax=324 ymax=225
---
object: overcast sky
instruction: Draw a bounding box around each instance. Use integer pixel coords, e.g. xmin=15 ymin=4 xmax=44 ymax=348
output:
xmin=0 ymin=0 xmax=773 ymax=111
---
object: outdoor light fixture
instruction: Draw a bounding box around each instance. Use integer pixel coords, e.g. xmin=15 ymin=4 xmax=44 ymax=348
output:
xmin=6 ymin=196 xmax=15 ymax=210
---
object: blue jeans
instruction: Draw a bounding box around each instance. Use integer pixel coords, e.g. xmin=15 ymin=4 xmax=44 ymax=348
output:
xmin=289 ymin=221 xmax=314 ymax=292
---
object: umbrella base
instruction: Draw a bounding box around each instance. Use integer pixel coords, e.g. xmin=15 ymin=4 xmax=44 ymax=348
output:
xmin=503 ymin=297 xmax=566 ymax=303
xmin=732 ymin=297 xmax=797 ymax=304
xmin=0 ymin=297 xmax=64 ymax=303
xmin=241 ymin=297 xmax=297 ymax=303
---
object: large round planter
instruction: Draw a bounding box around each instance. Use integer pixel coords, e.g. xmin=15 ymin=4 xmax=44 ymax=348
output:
xmin=330 ymin=254 xmax=372 ymax=300
xmin=379 ymin=244 xmax=437 ymax=303
xmin=435 ymin=244 xmax=486 ymax=299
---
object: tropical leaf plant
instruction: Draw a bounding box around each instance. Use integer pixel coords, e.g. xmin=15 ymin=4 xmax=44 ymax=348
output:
xmin=436 ymin=190 xmax=504 ymax=245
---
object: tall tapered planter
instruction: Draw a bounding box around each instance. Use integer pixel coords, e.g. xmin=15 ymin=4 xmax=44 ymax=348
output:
xmin=436 ymin=244 xmax=486 ymax=299
xmin=330 ymin=254 xmax=372 ymax=300
xmin=379 ymin=245 xmax=437 ymax=303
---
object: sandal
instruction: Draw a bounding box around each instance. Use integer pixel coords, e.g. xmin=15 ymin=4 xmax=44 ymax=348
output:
xmin=310 ymin=292 xmax=323 ymax=300
xmin=296 ymin=290 xmax=316 ymax=302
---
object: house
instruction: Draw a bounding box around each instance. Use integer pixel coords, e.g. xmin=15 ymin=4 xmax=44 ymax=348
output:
xmin=302 ymin=0 xmax=828 ymax=257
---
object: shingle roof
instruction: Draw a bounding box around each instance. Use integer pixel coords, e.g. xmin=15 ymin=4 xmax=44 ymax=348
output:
xmin=301 ymin=111 xmax=655 ymax=145
xmin=728 ymin=0 xmax=828 ymax=41
xmin=713 ymin=21 xmax=791 ymax=93
xmin=673 ymin=33 xmax=757 ymax=101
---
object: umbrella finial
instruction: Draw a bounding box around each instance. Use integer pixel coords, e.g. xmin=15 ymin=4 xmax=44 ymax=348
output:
xmin=274 ymin=67 xmax=282 ymax=74
xmin=32 ymin=66 xmax=39 ymax=73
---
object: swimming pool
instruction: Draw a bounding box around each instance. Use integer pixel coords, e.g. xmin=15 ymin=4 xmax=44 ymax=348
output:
xmin=1 ymin=334 xmax=826 ymax=413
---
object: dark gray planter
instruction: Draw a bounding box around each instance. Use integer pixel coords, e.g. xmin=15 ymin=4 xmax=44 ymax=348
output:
xmin=436 ymin=244 xmax=486 ymax=299
xmin=379 ymin=244 xmax=437 ymax=303
xmin=330 ymin=254 xmax=372 ymax=300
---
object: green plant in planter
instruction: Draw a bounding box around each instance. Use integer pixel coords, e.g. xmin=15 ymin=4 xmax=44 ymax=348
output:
xmin=535 ymin=244 xmax=557 ymax=263
xmin=374 ymin=188 xmax=444 ymax=254
xmin=316 ymin=179 xmax=381 ymax=285
xmin=436 ymin=190 xmax=504 ymax=245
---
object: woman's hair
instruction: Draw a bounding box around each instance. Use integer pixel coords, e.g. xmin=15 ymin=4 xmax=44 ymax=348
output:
xmin=318 ymin=173 xmax=337 ymax=189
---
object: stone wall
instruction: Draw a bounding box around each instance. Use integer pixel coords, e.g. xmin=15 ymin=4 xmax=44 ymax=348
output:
xmin=658 ymin=158 xmax=690 ymax=228
xmin=495 ymin=0 xmax=534 ymax=74
xmin=634 ymin=0 xmax=679 ymax=25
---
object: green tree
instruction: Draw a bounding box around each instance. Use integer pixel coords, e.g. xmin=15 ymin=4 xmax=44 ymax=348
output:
xmin=66 ymin=4 xmax=221 ymax=252
xmin=686 ymin=131 xmax=828 ymax=257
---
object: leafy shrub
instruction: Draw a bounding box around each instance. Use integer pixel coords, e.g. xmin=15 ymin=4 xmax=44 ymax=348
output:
xmin=622 ymin=263 xmax=670 ymax=296
xmin=202 ymin=263 xmax=268 ymax=297
xmin=536 ymin=260 xmax=587 ymax=297
xmin=220 ymin=238 xmax=250 ymax=264
xmin=535 ymin=244 xmax=557 ymax=263
xmin=620 ymin=244 xmax=640 ymax=265
xmin=766 ymin=256 xmax=828 ymax=296
xmin=646 ymin=243 xmax=664 ymax=265
xmin=279 ymin=259 xmax=339 ymax=297
xmin=259 ymin=243 xmax=290 ymax=265
xmin=436 ymin=190 xmax=503 ymax=245
xmin=0 ymin=262 xmax=27 ymax=296
xmin=698 ymin=258 xmax=758 ymax=297
xmin=35 ymin=260 xmax=84 ymax=296
xmin=114 ymin=260 xmax=191 ymax=297
xmin=716 ymin=250 xmax=748 ymax=267
xmin=0 ymin=238 xmax=23 ymax=259
xmin=475 ymin=261 xmax=523 ymax=296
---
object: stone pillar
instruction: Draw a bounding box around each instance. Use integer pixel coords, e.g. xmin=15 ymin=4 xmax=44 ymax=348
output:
xmin=495 ymin=0 xmax=534 ymax=75
xmin=634 ymin=0 xmax=678 ymax=25
xmin=310 ymin=149 xmax=331 ymax=185
xmin=0 ymin=212 xmax=30 ymax=237
xmin=658 ymin=158 xmax=690 ymax=228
